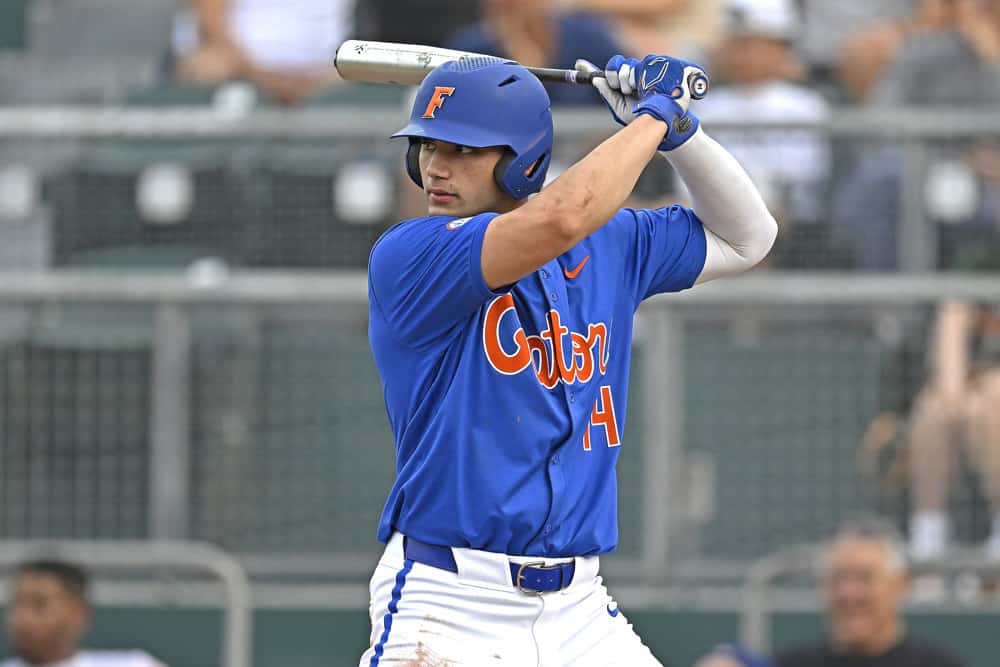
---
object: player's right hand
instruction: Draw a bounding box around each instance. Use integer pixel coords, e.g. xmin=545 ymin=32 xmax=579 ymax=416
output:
xmin=575 ymin=58 xmax=635 ymax=128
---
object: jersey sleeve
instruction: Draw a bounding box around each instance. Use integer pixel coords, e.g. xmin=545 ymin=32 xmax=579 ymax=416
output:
xmin=368 ymin=213 xmax=504 ymax=349
xmin=611 ymin=205 xmax=707 ymax=306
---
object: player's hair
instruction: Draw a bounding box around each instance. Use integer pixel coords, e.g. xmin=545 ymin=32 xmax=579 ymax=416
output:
xmin=826 ymin=515 xmax=908 ymax=573
xmin=16 ymin=560 xmax=90 ymax=602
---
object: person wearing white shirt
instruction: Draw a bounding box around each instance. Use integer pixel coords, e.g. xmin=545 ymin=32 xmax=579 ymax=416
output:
xmin=2 ymin=561 xmax=166 ymax=667
xmin=696 ymin=0 xmax=831 ymax=234
xmin=172 ymin=0 xmax=353 ymax=104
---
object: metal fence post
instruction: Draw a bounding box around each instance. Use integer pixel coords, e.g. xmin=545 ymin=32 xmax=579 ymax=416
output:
xmin=149 ymin=302 xmax=193 ymax=539
xmin=639 ymin=305 xmax=684 ymax=583
xmin=899 ymin=139 xmax=934 ymax=271
xmin=741 ymin=545 xmax=820 ymax=654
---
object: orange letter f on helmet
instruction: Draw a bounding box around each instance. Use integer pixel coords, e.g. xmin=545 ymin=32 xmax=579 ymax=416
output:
xmin=422 ymin=86 xmax=456 ymax=118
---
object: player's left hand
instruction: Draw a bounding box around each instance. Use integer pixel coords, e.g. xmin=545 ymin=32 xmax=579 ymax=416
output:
xmin=626 ymin=53 xmax=709 ymax=115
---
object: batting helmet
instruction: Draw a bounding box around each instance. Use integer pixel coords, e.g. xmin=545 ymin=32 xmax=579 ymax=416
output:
xmin=391 ymin=57 xmax=554 ymax=199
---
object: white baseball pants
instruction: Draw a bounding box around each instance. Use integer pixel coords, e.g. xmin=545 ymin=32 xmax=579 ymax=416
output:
xmin=359 ymin=532 xmax=662 ymax=666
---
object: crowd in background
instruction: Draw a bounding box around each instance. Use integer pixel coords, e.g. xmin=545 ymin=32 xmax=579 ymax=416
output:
xmin=157 ymin=0 xmax=1000 ymax=269
xmin=0 ymin=0 xmax=996 ymax=271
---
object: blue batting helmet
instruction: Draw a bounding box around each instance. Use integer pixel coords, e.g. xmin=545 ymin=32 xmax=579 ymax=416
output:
xmin=392 ymin=57 xmax=554 ymax=199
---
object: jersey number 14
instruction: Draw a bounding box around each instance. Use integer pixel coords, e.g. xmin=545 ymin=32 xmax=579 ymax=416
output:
xmin=582 ymin=385 xmax=620 ymax=451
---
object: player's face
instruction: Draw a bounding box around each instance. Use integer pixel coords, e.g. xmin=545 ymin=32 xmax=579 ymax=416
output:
xmin=418 ymin=140 xmax=519 ymax=217
xmin=823 ymin=537 xmax=907 ymax=653
xmin=5 ymin=573 xmax=87 ymax=664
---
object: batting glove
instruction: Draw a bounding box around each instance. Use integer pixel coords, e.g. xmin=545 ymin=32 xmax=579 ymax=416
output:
xmin=634 ymin=94 xmax=700 ymax=151
xmin=586 ymin=54 xmax=708 ymax=151
xmin=575 ymin=58 xmax=635 ymax=127
xmin=630 ymin=53 xmax=709 ymax=115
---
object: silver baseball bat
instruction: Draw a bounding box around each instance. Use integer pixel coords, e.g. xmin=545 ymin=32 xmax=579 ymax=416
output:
xmin=335 ymin=40 xmax=599 ymax=86
xmin=334 ymin=40 xmax=710 ymax=100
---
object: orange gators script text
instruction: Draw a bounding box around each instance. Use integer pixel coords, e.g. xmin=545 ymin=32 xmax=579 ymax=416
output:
xmin=482 ymin=294 xmax=610 ymax=390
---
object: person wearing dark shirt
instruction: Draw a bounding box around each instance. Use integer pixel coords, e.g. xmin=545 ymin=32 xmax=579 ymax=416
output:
xmin=446 ymin=0 xmax=621 ymax=106
xmin=776 ymin=518 xmax=965 ymax=667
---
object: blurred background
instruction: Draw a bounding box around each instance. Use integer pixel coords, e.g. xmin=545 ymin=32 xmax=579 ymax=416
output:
xmin=0 ymin=0 xmax=998 ymax=665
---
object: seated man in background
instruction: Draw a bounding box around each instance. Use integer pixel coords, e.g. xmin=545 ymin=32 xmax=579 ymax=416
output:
xmin=776 ymin=518 xmax=965 ymax=667
xmin=694 ymin=0 xmax=832 ymax=266
xmin=446 ymin=0 xmax=622 ymax=106
xmin=795 ymin=0 xmax=916 ymax=100
xmin=171 ymin=0 xmax=349 ymax=105
xmin=3 ymin=561 xmax=166 ymax=667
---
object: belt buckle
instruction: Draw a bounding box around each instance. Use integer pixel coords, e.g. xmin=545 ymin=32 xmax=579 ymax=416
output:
xmin=515 ymin=561 xmax=547 ymax=595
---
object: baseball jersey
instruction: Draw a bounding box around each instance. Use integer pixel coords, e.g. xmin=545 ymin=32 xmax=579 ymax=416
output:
xmin=368 ymin=205 xmax=706 ymax=557
xmin=0 ymin=650 xmax=165 ymax=667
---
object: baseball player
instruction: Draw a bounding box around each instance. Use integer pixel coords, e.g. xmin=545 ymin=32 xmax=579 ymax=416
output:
xmin=362 ymin=51 xmax=777 ymax=666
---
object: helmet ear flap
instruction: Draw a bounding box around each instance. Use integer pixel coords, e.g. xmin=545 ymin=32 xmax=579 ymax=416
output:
xmin=405 ymin=139 xmax=423 ymax=189
xmin=494 ymin=148 xmax=550 ymax=199
xmin=493 ymin=149 xmax=517 ymax=197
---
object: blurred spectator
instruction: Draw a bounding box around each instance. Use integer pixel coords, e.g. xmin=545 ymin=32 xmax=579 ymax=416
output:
xmin=3 ymin=560 xmax=167 ymax=667
xmin=837 ymin=0 xmax=1000 ymax=104
xmin=171 ymin=0 xmax=350 ymax=105
xmin=776 ymin=518 xmax=966 ymax=667
xmin=694 ymin=0 xmax=831 ymax=264
xmin=356 ymin=0 xmax=480 ymax=49
xmin=830 ymin=147 xmax=999 ymax=271
xmin=881 ymin=300 xmax=1000 ymax=562
xmin=874 ymin=0 xmax=1000 ymax=107
xmin=554 ymin=0 xmax=722 ymax=63
xmin=797 ymin=0 xmax=917 ymax=97
xmin=830 ymin=0 xmax=1000 ymax=270
xmin=446 ymin=0 xmax=621 ymax=106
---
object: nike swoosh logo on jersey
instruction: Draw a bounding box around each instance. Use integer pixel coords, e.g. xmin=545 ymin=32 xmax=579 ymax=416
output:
xmin=563 ymin=255 xmax=590 ymax=279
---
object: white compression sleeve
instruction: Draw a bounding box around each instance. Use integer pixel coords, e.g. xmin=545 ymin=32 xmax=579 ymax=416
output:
xmin=661 ymin=127 xmax=778 ymax=284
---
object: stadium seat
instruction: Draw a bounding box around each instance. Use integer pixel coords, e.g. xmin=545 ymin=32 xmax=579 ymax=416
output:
xmin=29 ymin=0 xmax=173 ymax=62
xmin=242 ymin=144 xmax=397 ymax=268
xmin=49 ymin=141 xmax=251 ymax=269
xmin=0 ymin=0 xmax=28 ymax=51
xmin=306 ymin=82 xmax=408 ymax=108
xmin=122 ymin=84 xmax=221 ymax=108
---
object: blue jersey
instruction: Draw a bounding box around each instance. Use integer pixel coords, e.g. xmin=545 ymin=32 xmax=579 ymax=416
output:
xmin=367 ymin=206 xmax=706 ymax=556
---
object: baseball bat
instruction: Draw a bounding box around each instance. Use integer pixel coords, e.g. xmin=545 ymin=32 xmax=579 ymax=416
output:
xmin=335 ymin=40 xmax=710 ymax=100
xmin=335 ymin=40 xmax=600 ymax=86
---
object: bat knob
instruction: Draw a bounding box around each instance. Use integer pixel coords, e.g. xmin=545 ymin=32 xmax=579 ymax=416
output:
xmin=688 ymin=72 xmax=709 ymax=100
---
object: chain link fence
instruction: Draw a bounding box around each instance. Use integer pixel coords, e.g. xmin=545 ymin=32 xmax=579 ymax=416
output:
xmin=1 ymin=273 xmax=999 ymax=589
xmin=0 ymin=108 xmax=999 ymax=589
